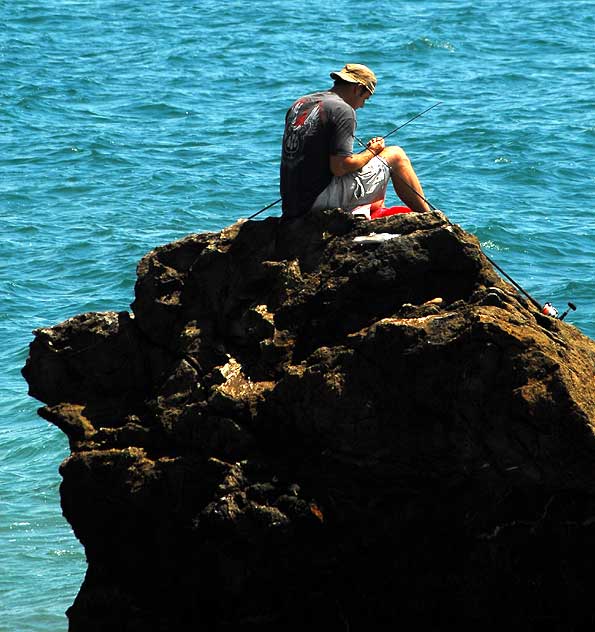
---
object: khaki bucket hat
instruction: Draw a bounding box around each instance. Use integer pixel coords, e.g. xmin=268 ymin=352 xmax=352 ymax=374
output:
xmin=330 ymin=63 xmax=377 ymax=94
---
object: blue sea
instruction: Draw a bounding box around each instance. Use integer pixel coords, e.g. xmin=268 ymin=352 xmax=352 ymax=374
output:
xmin=1 ymin=1 xmax=594 ymax=629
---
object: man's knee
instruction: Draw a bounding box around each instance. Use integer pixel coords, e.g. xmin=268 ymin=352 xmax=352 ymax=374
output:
xmin=381 ymin=145 xmax=411 ymax=169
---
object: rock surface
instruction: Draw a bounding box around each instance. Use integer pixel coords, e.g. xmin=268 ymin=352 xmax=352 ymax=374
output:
xmin=23 ymin=209 xmax=595 ymax=629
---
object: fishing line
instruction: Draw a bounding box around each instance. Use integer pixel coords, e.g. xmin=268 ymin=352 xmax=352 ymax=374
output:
xmin=383 ymin=101 xmax=443 ymax=141
xmin=353 ymin=136 xmax=435 ymax=210
xmin=247 ymin=102 xmax=442 ymax=221
xmin=246 ymin=102 xmax=575 ymax=319
xmin=359 ymin=139 xmax=564 ymax=315
xmin=364 ymin=146 xmax=572 ymax=317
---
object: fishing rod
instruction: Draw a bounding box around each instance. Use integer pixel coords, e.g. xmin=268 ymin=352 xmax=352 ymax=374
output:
xmin=481 ymin=253 xmax=541 ymax=311
xmin=355 ymin=101 xmax=442 ymax=153
xmin=247 ymin=197 xmax=282 ymax=220
xmin=248 ymin=104 xmax=576 ymax=321
xmin=371 ymin=164 xmax=576 ymax=320
xmin=382 ymin=101 xmax=443 ymax=141
xmin=247 ymin=102 xmax=442 ymax=221
xmin=353 ymin=136 xmax=576 ymax=320
xmin=483 ymin=257 xmax=576 ymax=321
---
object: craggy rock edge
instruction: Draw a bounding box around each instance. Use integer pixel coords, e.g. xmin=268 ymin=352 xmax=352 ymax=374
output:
xmin=23 ymin=209 xmax=595 ymax=630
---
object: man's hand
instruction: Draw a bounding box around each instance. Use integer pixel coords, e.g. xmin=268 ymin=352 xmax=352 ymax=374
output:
xmin=366 ymin=136 xmax=385 ymax=155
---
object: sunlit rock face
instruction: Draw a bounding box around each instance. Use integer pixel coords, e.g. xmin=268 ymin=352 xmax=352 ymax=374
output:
xmin=23 ymin=209 xmax=595 ymax=630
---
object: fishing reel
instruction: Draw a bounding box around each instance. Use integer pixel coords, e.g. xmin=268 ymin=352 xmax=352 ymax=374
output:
xmin=542 ymin=301 xmax=577 ymax=321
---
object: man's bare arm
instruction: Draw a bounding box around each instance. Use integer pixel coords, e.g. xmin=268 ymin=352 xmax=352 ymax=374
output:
xmin=329 ymin=137 xmax=385 ymax=177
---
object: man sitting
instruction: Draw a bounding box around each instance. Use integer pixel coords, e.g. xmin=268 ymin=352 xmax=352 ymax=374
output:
xmin=280 ymin=63 xmax=430 ymax=219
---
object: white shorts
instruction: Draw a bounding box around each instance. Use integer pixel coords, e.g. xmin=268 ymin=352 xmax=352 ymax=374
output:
xmin=311 ymin=156 xmax=391 ymax=212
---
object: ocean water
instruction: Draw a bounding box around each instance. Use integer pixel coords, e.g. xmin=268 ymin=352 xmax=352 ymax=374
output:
xmin=1 ymin=0 xmax=594 ymax=629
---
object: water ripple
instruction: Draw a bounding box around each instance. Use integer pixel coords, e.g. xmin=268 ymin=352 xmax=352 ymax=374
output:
xmin=2 ymin=0 xmax=595 ymax=629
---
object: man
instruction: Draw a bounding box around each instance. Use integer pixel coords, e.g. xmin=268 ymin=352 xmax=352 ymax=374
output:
xmin=280 ymin=63 xmax=430 ymax=218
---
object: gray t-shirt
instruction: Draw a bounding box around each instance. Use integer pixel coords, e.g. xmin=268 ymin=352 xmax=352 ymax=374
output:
xmin=280 ymin=91 xmax=355 ymax=218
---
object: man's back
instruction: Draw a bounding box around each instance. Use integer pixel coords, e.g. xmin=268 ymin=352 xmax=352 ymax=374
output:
xmin=280 ymin=91 xmax=355 ymax=218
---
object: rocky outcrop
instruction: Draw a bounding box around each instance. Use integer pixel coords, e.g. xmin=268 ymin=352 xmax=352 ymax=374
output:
xmin=23 ymin=209 xmax=595 ymax=630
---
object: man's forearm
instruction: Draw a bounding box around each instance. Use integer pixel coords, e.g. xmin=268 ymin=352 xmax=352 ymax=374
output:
xmin=329 ymin=149 xmax=377 ymax=177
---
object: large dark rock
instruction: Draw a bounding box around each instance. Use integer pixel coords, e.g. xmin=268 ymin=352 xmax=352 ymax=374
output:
xmin=23 ymin=209 xmax=595 ymax=630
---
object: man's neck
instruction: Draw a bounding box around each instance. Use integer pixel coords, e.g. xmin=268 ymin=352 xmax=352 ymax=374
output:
xmin=330 ymin=84 xmax=358 ymax=109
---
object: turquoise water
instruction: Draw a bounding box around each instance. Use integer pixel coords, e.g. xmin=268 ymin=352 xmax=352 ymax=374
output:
xmin=1 ymin=1 xmax=594 ymax=629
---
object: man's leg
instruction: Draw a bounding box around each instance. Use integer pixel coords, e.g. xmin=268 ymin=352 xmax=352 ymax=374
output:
xmin=380 ymin=146 xmax=430 ymax=213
